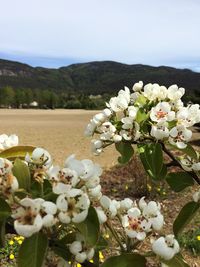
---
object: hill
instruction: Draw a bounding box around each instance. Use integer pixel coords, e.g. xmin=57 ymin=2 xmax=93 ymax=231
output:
xmin=0 ymin=59 xmax=200 ymax=94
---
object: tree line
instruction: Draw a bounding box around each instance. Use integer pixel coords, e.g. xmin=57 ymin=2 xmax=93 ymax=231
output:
xmin=0 ymin=86 xmax=111 ymax=109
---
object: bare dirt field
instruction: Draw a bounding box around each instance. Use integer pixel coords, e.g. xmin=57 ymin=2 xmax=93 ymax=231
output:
xmin=0 ymin=109 xmax=118 ymax=168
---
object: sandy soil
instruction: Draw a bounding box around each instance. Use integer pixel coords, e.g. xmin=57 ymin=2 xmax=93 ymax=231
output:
xmin=0 ymin=109 xmax=118 ymax=168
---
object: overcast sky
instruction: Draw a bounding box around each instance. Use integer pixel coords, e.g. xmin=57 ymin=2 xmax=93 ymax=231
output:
xmin=0 ymin=0 xmax=200 ymax=70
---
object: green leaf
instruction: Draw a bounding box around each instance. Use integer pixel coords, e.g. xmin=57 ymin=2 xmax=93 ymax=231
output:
xmin=76 ymin=206 xmax=100 ymax=246
xmin=0 ymin=145 xmax=35 ymax=160
xmin=162 ymin=254 xmax=190 ymax=267
xmin=0 ymin=219 xmax=6 ymax=247
xmin=135 ymin=108 xmax=148 ymax=123
xmin=101 ymin=253 xmax=146 ymax=267
xmin=115 ymin=142 xmax=134 ymax=164
xmin=12 ymin=158 xmax=31 ymax=191
xmin=18 ymin=232 xmax=48 ymax=267
xmin=51 ymin=239 xmax=71 ymax=261
xmin=134 ymin=95 xmax=147 ymax=106
xmin=173 ymin=201 xmax=200 ymax=236
xmin=31 ymin=181 xmax=42 ymax=198
xmin=166 ymin=172 xmax=194 ymax=192
xmin=0 ymin=198 xmax=11 ymax=247
xmin=0 ymin=198 xmax=11 ymax=219
xmin=169 ymin=143 xmax=198 ymax=160
xmin=139 ymin=143 xmax=164 ymax=180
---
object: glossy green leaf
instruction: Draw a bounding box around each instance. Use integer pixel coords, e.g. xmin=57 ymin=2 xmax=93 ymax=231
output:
xmin=166 ymin=172 xmax=194 ymax=192
xmin=173 ymin=201 xmax=200 ymax=236
xmin=76 ymin=206 xmax=100 ymax=246
xmin=139 ymin=143 xmax=164 ymax=180
xmin=12 ymin=158 xmax=31 ymax=191
xmin=18 ymin=232 xmax=48 ymax=267
xmin=101 ymin=253 xmax=146 ymax=267
xmin=115 ymin=142 xmax=134 ymax=164
xmin=0 ymin=145 xmax=35 ymax=160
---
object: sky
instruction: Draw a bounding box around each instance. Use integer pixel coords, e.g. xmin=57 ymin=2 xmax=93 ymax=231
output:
xmin=0 ymin=0 xmax=200 ymax=71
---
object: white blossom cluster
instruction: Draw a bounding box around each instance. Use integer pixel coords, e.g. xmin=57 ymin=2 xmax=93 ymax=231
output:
xmin=10 ymin=148 xmax=102 ymax=239
xmin=0 ymin=134 xmax=18 ymax=151
xmin=85 ymin=82 xmax=200 ymax=154
xmin=0 ymin=146 xmax=180 ymax=263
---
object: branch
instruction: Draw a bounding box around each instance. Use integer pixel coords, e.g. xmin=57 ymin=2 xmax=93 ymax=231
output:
xmin=161 ymin=143 xmax=200 ymax=185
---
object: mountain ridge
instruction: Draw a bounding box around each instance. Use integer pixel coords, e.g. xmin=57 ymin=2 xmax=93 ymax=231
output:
xmin=0 ymin=58 xmax=200 ymax=95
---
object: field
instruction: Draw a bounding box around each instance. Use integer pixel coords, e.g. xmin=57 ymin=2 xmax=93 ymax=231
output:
xmin=0 ymin=109 xmax=119 ymax=168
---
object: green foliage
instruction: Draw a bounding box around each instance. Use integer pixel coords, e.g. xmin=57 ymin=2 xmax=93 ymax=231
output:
xmin=12 ymin=159 xmax=31 ymax=191
xmin=166 ymin=172 xmax=194 ymax=192
xmin=115 ymin=142 xmax=134 ymax=164
xmin=173 ymin=201 xmax=200 ymax=237
xmin=101 ymin=253 xmax=146 ymax=267
xmin=139 ymin=143 xmax=166 ymax=180
xmin=162 ymin=254 xmax=190 ymax=267
xmin=76 ymin=207 xmax=100 ymax=246
xmin=0 ymin=145 xmax=35 ymax=161
xmin=18 ymin=233 xmax=48 ymax=267
xmin=179 ymin=228 xmax=200 ymax=255
xmin=0 ymin=199 xmax=11 ymax=247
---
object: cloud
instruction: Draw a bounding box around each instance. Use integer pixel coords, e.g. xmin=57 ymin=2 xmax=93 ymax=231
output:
xmin=0 ymin=0 xmax=199 ymax=69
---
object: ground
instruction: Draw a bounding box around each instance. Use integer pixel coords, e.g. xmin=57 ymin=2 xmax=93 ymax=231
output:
xmin=0 ymin=109 xmax=200 ymax=266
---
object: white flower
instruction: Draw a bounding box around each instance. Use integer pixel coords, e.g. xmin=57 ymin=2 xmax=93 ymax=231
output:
xmin=65 ymin=155 xmax=102 ymax=181
xmin=151 ymin=122 xmax=169 ymax=140
xmin=113 ymin=134 xmax=122 ymax=143
xmin=152 ymin=235 xmax=180 ymax=260
xmin=100 ymin=195 xmax=119 ymax=218
xmin=56 ymin=190 xmax=90 ymax=224
xmin=84 ymin=120 xmax=98 ymax=137
xmin=167 ymin=85 xmax=185 ymax=101
xmin=0 ymin=158 xmax=18 ymax=195
xmin=180 ymin=155 xmax=200 ymax=172
xmin=26 ymin=147 xmax=52 ymax=168
xmin=140 ymin=199 xmax=164 ymax=231
xmin=12 ymin=198 xmax=43 ymax=237
xmin=119 ymin=198 xmax=133 ymax=212
xmin=177 ymin=104 xmax=200 ymax=127
xmin=132 ymin=81 xmax=143 ymax=92
xmin=169 ymin=125 xmax=192 ymax=149
xmin=41 ymin=201 xmax=57 ymax=227
xmin=88 ymin=184 xmax=102 ymax=200
xmin=108 ymin=87 xmax=130 ymax=113
xmin=120 ymin=122 xmax=140 ymax=141
xmin=128 ymin=106 xmax=138 ymax=119
xmin=0 ymin=134 xmax=19 ymax=151
xmin=193 ymin=190 xmax=200 ymax=202
xmin=150 ymin=102 xmax=175 ymax=123
xmin=91 ymin=140 xmax=103 ymax=155
xmin=48 ymin=166 xmax=79 ymax=193
xmin=0 ymin=134 xmax=19 ymax=150
xmin=143 ymin=83 xmax=163 ymax=101
xmin=95 ymin=207 xmax=107 ymax=224
xmin=69 ymin=241 xmax=94 ymax=263
xmin=99 ymin=122 xmax=116 ymax=141
xmin=122 ymin=207 xmax=151 ymax=240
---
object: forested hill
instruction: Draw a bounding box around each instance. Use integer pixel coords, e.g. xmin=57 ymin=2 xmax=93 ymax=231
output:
xmin=0 ymin=59 xmax=200 ymax=94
